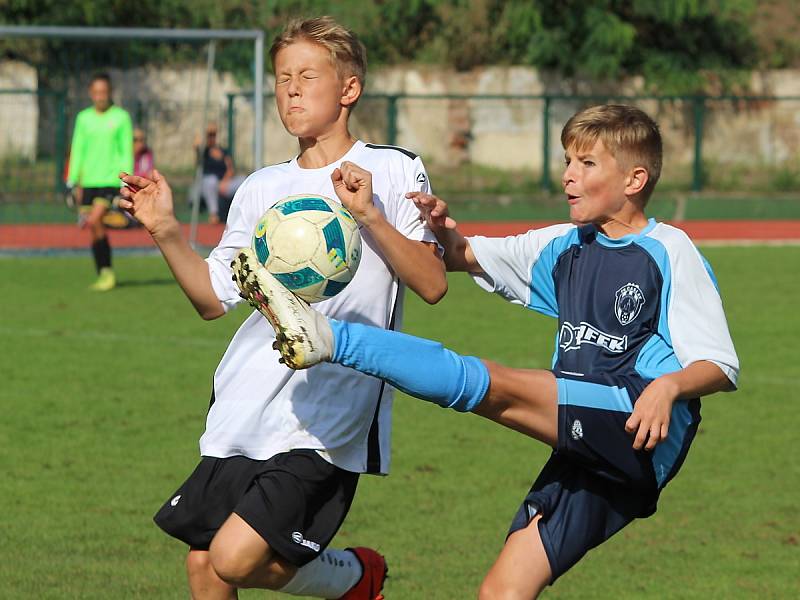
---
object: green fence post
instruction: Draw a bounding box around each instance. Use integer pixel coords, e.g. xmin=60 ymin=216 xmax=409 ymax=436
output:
xmin=541 ymin=96 xmax=551 ymax=191
xmin=386 ymin=94 xmax=398 ymax=146
xmin=692 ymin=95 xmax=705 ymax=192
xmin=134 ymin=98 xmax=144 ymax=128
xmin=54 ymin=91 xmax=67 ymax=194
xmin=227 ymin=93 xmax=235 ymax=163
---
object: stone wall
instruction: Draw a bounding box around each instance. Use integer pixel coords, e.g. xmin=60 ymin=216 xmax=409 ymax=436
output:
xmin=0 ymin=61 xmax=38 ymax=160
xmin=238 ymin=66 xmax=800 ymax=177
xmin=3 ymin=61 xmax=799 ymax=177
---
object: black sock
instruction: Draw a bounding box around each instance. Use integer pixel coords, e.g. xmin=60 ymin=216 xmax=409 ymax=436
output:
xmin=91 ymin=237 xmax=112 ymax=272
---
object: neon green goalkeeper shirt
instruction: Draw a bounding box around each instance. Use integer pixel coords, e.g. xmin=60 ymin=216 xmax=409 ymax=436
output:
xmin=67 ymin=104 xmax=133 ymax=188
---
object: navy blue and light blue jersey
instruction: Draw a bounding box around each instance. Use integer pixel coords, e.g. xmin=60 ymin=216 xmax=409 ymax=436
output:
xmin=468 ymin=219 xmax=738 ymax=386
xmin=469 ymin=220 xmax=739 ymax=489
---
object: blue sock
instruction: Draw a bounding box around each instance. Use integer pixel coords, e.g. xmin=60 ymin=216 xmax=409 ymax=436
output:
xmin=329 ymin=319 xmax=489 ymax=412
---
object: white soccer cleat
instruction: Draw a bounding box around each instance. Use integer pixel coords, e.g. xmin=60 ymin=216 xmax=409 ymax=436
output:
xmin=232 ymin=247 xmax=333 ymax=369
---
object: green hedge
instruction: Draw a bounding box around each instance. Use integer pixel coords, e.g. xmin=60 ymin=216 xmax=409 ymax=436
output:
xmin=1 ymin=0 xmax=793 ymax=93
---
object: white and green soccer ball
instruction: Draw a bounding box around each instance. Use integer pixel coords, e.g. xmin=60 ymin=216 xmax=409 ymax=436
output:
xmin=252 ymin=194 xmax=362 ymax=303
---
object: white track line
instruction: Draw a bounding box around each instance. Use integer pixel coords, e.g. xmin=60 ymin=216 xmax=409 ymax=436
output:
xmin=696 ymin=239 xmax=800 ymax=247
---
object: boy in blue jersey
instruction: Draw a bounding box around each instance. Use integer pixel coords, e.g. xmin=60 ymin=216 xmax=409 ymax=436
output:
xmin=231 ymin=104 xmax=739 ymax=597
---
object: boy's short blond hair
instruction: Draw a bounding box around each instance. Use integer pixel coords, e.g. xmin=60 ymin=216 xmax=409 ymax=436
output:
xmin=561 ymin=105 xmax=663 ymax=202
xmin=270 ymin=16 xmax=367 ymax=87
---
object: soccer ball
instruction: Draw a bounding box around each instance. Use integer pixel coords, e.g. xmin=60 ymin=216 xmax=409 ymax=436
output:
xmin=252 ymin=194 xmax=362 ymax=303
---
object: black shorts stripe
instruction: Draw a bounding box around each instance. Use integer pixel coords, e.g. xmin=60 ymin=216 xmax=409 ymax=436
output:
xmin=366 ymin=280 xmax=401 ymax=473
xmin=365 ymin=143 xmax=418 ymax=160
xmin=366 ymin=384 xmax=384 ymax=474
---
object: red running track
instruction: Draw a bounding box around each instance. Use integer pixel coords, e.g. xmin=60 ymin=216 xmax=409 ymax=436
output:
xmin=2 ymin=220 xmax=800 ymax=250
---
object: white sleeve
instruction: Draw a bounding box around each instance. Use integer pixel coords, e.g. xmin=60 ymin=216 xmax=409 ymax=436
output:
xmin=468 ymin=223 xmax=576 ymax=310
xmin=655 ymin=228 xmax=740 ymax=387
xmin=392 ymin=156 xmax=439 ymax=245
xmin=205 ymin=175 xmax=258 ymax=313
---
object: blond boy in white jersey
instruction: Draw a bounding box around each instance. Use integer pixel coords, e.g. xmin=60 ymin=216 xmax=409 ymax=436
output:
xmin=119 ymin=17 xmax=445 ymax=600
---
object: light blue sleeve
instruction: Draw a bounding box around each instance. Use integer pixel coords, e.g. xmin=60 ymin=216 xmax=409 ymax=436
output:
xmin=468 ymin=223 xmax=578 ymax=317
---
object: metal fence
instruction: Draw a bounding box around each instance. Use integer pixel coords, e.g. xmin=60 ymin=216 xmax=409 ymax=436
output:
xmin=0 ymin=26 xmax=263 ymax=236
xmin=2 ymin=87 xmax=800 ymax=227
xmin=0 ymin=87 xmax=244 ymax=227
xmin=223 ymin=91 xmax=800 ymax=193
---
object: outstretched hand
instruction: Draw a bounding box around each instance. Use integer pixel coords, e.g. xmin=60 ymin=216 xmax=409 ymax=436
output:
xmin=624 ymin=376 xmax=680 ymax=451
xmin=331 ymin=161 xmax=380 ymax=226
xmin=406 ymin=191 xmax=457 ymax=232
xmin=118 ymin=169 xmax=178 ymax=239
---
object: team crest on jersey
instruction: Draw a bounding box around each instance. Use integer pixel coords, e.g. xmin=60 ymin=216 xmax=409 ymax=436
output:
xmin=614 ymin=283 xmax=645 ymax=326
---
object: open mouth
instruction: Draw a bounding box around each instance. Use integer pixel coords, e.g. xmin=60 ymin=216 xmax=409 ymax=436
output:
xmin=566 ymin=193 xmax=580 ymax=205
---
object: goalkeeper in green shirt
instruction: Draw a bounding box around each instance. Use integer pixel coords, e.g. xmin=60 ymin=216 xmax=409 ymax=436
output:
xmin=67 ymin=72 xmax=133 ymax=291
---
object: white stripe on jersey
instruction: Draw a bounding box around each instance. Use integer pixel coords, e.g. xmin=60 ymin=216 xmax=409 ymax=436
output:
xmin=647 ymin=224 xmax=739 ymax=386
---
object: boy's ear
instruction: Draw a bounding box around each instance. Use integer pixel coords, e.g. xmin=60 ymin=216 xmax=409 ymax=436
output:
xmin=625 ymin=166 xmax=649 ymax=196
xmin=341 ymin=75 xmax=362 ymax=107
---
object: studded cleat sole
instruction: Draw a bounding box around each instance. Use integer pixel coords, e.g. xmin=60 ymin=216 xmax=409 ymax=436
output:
xmin=231 ymin=248 xmax=332 ymax=369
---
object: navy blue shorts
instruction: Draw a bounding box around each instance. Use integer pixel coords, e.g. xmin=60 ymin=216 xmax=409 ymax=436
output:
xmin=509 ymin=371 xmax=700 ymax=581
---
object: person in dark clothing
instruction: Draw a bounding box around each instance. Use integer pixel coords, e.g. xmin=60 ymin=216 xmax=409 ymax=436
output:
xmin=195 ymin=123 xmax=245 ymax=224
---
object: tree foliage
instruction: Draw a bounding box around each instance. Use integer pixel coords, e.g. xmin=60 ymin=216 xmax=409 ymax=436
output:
xmin=0 ymin=0 xmax=780 ymax=93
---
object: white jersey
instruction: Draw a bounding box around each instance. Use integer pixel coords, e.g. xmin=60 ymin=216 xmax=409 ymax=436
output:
xmin=201 ymin=141 xmax=435 ymax=474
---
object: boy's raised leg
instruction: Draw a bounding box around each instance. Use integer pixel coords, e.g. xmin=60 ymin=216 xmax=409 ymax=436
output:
xmin=234 ymin=249 xmax=559 ymax=447
xmin=332 ymin=321 xmax=559 ymax=446
xmin=475 ymin=361 xmax=558 ymax=447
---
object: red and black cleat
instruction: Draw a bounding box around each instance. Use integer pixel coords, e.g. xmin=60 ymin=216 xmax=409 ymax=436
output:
xmin=337 ymin=547 xmax=388 ymax=600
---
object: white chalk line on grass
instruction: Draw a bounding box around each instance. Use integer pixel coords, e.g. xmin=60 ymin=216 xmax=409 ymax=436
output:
xmin=0 ymin=325 xmax=226 ymax=349
xmin=695 ymin=239 xmax=800 ymax=247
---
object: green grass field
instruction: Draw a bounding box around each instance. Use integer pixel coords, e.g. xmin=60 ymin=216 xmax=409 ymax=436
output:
xmin=1 ymin=248 xmax=799 ymax=598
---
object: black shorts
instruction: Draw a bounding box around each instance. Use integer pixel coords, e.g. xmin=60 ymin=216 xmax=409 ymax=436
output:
xmin=508 ymin=372 xmax=701 ymax=581
xmin=81 ymin=186 xmax=119 ymax=208
xmin=153 ymin=450 xmax=359 ymax=566
xmin=80 ymin=187 xmax=138 ymax=228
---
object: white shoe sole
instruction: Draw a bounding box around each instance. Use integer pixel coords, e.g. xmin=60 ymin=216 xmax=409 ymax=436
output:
xmin=231 ymin=248 xmax=329 ymax=369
